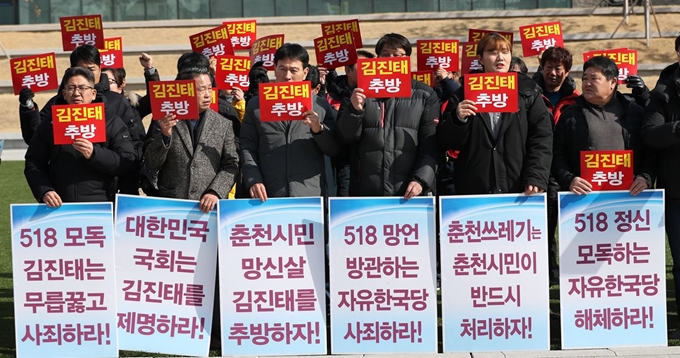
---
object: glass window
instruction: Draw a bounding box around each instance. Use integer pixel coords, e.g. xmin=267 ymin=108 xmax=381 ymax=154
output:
xmin=539 ymin=0 xmax=570 ymax=7
xmin=179 ymin=0 xmax=209 ymax=19
xmin=244 ymin=0 xmax=275 ymax=17
xmin=310 ymin=0 xmax=341 ymax=15
xmin=407 ymin=0 xmax=438 ymax=11
xmin=50 ymin=0 xmax=81 ymax=22
xmin=276 ymin=0 xmax=307 ymax=16
xmin=82 ymin=0 xmax=113 ymax=21
xmin=472 ymin=0 xmax=504 ymax=10
xmin=440 ymin=0 xmax=471 ymax=11
xmin=374 ymin=0 xmax=405 ymax=12
xmin=211 ymin=0 xmax=243 ymax=18
xmin=19 ymin=0 xmax=50 ymax=24
xmin=113 ymin=0 xmax=145 ymax=21
xmin=145 ymin=0 xmax=178 ymax=20
xmin=340 ymin=0 xmax=371 ymax=14
xmin=505 ymin=0 xmax=537 ymax=9
xmin=0 ymin=0 xmax=13 ymax=25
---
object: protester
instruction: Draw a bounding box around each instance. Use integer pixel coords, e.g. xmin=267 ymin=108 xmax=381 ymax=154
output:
xmin=24 ymin=67 xmax=136 ymax=207
xmin=337 ymin=33 xmax=439 ymax=198
xmin=641 ymin=35 xmax=680 ymax=336
xmin=326 ymin=49 xmax=375 ymax=111
xmin=240 ymin=43 xmax=340 ymax=201
xmin=510 ymin=56 xmax=529 ymax=75
xmin=437 ymin=32 xmax=553 ymax=196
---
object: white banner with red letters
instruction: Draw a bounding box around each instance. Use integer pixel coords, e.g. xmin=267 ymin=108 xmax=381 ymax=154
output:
xmin=439 ymin=194 xmax=550 ymax=352
xmin=11 ymin=203 xmax=118 ymax=358
xmin=114 ymin=195 xmax=217 ymax=356
xmin=217 ymin=197 xmax=327 ymax=355
xmin=559 ymin=190 xmax=667 ymax=348
xmin=329 ymin=197 xmax=438 ymax=354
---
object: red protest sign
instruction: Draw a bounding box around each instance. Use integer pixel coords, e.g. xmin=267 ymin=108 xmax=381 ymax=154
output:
xmin=460 ymin=42 xmax=483 ymax=74
xmin=412 ymin=70 xmax=433 ymax=87
xmin=258 ymin=81 xmax=313 ymax=121
xmin=190 ymin=25 xmax=235 ymax=58
xmin=211 ymin=89 xmax=220 ymax=113
xmin=250 ymin=34 xmax=284 ymax=71
xmin=416 ymin=39 xmax=460 ymax=72
xmin=215 ymin=55 xmax=251 ymax=91
xmin=464 ymin=72 xmax=519 ymax=113
xmin=223 ymin=19 xmax=257 ymax=51
xmin=580 ymin=150 xmax=634 ymax=190
xmin=468 ymin=29 xmax=514 ymax=45
xmin=314 ymin=30 xmax=357 ymax=69
xmin=357 ymin=57 xmax=411 ymax=98
xmin=519 ymin=21 xmax=564 ymax=57
xmin=99 ymin=37 xmax=124 ymax=68
xmin=51 ymin=103 xmax=106 ymax=145
xmin=59 ymin=15 xmax=104 ymax=51
xmin=149 ymin=80 xmax=199 ymax=120
xmin=10 ymin=53 xmax=59 ymax=95
xmin=321 ymin=19 xmax=362 ymax=48
xmin=583 ymin=48 xmax=638 ymax=84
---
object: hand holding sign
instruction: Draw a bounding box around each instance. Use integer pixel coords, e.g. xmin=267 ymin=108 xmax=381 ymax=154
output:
xmin=350 ymin=88 xmax=366 ymax=111
xmin=159 ymin=114 xmax=178 ymax=137
xmin=457 ymin=99 xmax=478 ymax=119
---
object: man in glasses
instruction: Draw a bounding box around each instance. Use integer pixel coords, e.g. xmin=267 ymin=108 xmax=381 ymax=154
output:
xmin=24 ymin=67 xmax=137 ymax=207
xmin=18 ymin=44 xmax=144 ymax=195
xmin=641 ymin=34 xmax=680 ymax=337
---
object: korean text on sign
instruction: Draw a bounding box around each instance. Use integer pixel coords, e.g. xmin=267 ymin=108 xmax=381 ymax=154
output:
xmin=150 ymin=80 xmax=199 ymax=120
xmin=99 ymin=37 xmax=124 ymax=68
xmin=357 ymin=57 xmax=412 ymax=98
xmin=223 ymin=19 xmax=257 ymax=50
xmin=580 ymin=150 xmax=634 ymax=191
xmin=250 ymin=34 xmax=284 ymax=71
xmin=461 ymin=42 xmax=483 ymax=74
xmin=468 ymin=29 xmax=514 ymax=45
xmin=519 ymin=21 xmax=563 ymax=57
xmin=558 ymin=191 xmax=667 ymax=348
xmin=11 ymin=203 xmax=118 ymax=358
xmin=416 ymin=39 xmax=460 ymax=72
xmin=412 ymin=71 xmax=433 ymax=87
xmin=314 ymin=30 xmax=357 ymax=69
xmin=215 ymin=55 xmax=251 ymax=91
xmin=465 ymin=72 xmax=519 ymax=113
xmin=321 ymin=19 xmax=363 ymax=48
xmin=259 ymin=81 xmax=313 ymax=121
xmin=190 ymin=25 xmax=235 ymax=59
xmin=10 ymin=53 xmax=59 ymax=95
xmin=59 ymin=14 xmax=104 ymax=51
xmin=51 ymin=103 xmax=106 ymax=145
xmin=583 ymin=49 xmax=637 ymax=84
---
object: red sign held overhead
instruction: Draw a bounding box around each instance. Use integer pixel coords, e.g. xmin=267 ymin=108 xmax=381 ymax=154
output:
xmin=149 ymin=80 xmax=199 ymax=120
xmin=59 ymin=15 xmax=104 ymax=51
xmin=580 ymin=150 xmax=634 ymax=191
xmin=10 ymin=53 xmax=59 ymax=95
xmin=258 ymin=81 xmax=313 ymax=122
xmin=416 ymin=39 xmax=460 ymax=73
xmin=215 ymin=55 xmax=251 ymax=91
xmin=321 ymin=19 xmax=363 ymax=49
xmin=460 ymin=42 xmax=483 ymax=74
xmin=52 ymin=103 xmax=107 ymax=145
xmin=464 ymin=72 xmax=519 ymax=113
xmin=314 ymin=30 xmax=357 ymax=69
xmin=519 ymin=21 xmax=564 ymax=57
xmin=250 ymin=34 xmax=284 ymax=71
xmin=99 ymin=37 xmax=124 ymax=68
xmin=189 ymin=25 xmax=235 ymax=59
xmin=468 ymin=28 xmax=514 ymax=45
xmin=223 ymin=19 xmax=257 ymax=51
xmin=357 ymin=58 xmax=412 ymax=99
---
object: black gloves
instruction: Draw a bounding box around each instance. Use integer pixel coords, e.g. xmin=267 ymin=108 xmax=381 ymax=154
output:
xmin=19 ymin=88 xmax=35 ymax=109
xmin=626 ymin=75 xmax=647 ymax=94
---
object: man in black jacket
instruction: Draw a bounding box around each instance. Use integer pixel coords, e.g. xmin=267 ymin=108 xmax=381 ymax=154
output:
xmin=19 ymin=44 xmax=144 ymax=195
xmin=641 ymin=35 xmax=680 ymax=334
xmin=24 ymin=67 xmax=137 ymax=207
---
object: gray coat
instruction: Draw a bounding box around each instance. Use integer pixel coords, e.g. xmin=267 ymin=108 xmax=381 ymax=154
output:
xmin=240 ymin=96 xmax=340 ymax=198
xmin=143 ymin=109 xmax=239 ymax=200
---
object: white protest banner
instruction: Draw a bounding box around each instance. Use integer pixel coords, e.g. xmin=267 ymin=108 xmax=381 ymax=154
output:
xmin=329 ymin=197 xmax=437 ymax=354
xmin=11 ymin=203 xmax=117 ymax=358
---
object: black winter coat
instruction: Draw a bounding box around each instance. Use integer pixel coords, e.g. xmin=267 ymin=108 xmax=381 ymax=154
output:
xmin=641 ymin=62 xmax=680 ymax=200
xmin=552 ymin=93 xmax=656 ymax=191
xmin=24 ymin=94 xmax=137 ymax=203
xmin=437 ymin=73 xmax=553 ymax=194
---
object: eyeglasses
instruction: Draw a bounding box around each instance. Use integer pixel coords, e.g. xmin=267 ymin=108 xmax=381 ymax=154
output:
xmin=65 ymin=85 xmax=94 ymax=94
xmin=107 ymin=78 xmax=117 ymax=85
